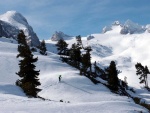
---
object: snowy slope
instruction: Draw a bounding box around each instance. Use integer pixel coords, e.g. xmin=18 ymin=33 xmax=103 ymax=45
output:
xmin=0 ymin=37 xmax=148 ymax=113
xmin=54 ymin=26 xmax=150 ymax=106
xmin=46 ymin=20 xmax=150 ymax=105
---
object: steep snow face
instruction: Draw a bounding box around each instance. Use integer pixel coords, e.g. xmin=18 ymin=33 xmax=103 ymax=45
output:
xmin=0 ymin=11 xmax=40 ymax=46
xmin=51 ymin=31 xmax=71 ymax=41
xmin=102 ymin=21 xmax=122 ymax=34
xmin=0 ymin=11 xmax=28 ymax=28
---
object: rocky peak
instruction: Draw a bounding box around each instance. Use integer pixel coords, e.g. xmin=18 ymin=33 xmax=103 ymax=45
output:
xmin=102 ymin=20 xmax=146 ymax=34
xmin=120 ymin=20 xmax=146 ymax=34
xmin=51 ymin=31 xmax=71 ymax=41
xmin=0 ymin=11 xmax=40 ymax=46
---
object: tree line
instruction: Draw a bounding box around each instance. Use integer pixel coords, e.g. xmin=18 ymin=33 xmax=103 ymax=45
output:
xmin=15 ymin=31 xmax=150 ymax=98
xmin=55 ymin=35 xmax=128 ymax=93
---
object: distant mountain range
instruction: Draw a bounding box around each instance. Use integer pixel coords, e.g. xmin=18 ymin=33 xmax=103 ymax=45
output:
xmin=1 ymin=11 xmax=150 ymax=46
xmin=0 ymin=11 xmax=40 ymax=46
xmin=50 ymin=20 xmax=150 ymax=42
xmin=102 ymin=20 xmax=150 ymax=34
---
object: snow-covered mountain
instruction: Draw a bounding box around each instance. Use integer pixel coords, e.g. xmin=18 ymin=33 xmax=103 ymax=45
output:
xmin=1 ymin=18 xmax=150 ymax=112
xmin=0 ymin=11 xmax=40 ymax=46
xmin=121 ymin=20 xmax=146 ymax=34
xmin=103 ymin=20 xmax=146 ymax=34
xmin=51 ymin=31 xmax=71 ymax=41
xmin=0 ymin=36 xmax=148 ymax=112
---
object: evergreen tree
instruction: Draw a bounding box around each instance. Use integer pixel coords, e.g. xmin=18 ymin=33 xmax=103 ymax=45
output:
xmin=40 ymin=40 xmax=47 ymax=55
xmin=94 ymin=61 xmax=105 ymax=77
xmin=135 ymin=63 xmax=149 ymax=87
xmin=81 ymin=47 xmax=92 ymax=75
xmin=106 ymin=61 xmax=119 ymax=91
xmin=56 ymin=39 xmax=68 ymax=55
xmin=69 ymin=43 xmax=81 ymax=68
xmin=94 ymin=61 xmax=97 ymax=75
xmin=16 ymin=30 xmax=41 ymax=97
xmin=76 ymin=35 xmax=83 ymax=48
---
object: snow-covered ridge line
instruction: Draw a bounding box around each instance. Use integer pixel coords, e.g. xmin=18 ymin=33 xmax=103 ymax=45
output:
xmin=102 ymin=20 xmax=149 ymax=34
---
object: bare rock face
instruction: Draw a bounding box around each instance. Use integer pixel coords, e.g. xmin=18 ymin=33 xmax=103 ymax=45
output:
xmin=87 ymin=35 xmax=94 ymax=40
xmin=51 ymin=31 xmax=71 ymax=41
xmin=102 ymin=26 xmax=112 ymax=33
xmin=0 ymin=11 xmax=40 ymax=46
xmin=120 ymin=20 xmax=146 ymax=34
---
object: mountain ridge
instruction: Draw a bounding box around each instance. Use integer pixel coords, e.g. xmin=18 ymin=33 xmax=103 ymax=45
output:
xmin=0 ymin=11 xmax=40 ymax=46
xmin=102 ymin=20 xmax=148 ymax=34
xmin=51 ymin=31 xmax=72 ymax=41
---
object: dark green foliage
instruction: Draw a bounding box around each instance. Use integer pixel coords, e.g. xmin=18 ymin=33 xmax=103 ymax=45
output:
xmin=135 ymin=63 xmax=149 ymax=87
xmin=106 ymin=61 xmax=119 ymax=91
xmin=94 ymin=61 xmax=106 ymax=79
xmin=31 ymin=47 xmax=37 ymax=52
xmin=121 ymin=80 xmax=128 ymax=90
xmin=16 ymin=30 xmax=41 ymax=97
xmin=56 ymin=39 xmax=68 ymax=55
xmin=133 ymin=97 xmax=150 ymax=111
xmin=81 ymin=47 xmax=92 ymax=75
xmin=69 ymin=43 xmax=81 ymax=68
xmin=76 ymin=35 xmax=83 ymax=49
xmin=40 ymin=40 xmax=47 ymax=55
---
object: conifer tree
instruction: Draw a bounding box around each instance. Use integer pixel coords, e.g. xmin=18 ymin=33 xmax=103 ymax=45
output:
xmin=81 ymin=47 xmax=92 ymax=75
xmin=106 ymin=61 xmax=119 ymax=91
xmin=76 ymin=35 xmax=83 ymax=48
xmin=135 ymin=63 xmax=149 ymax=88
xmin=56 ymin=39 xmax=68 ymax=55
xmin=69 ymin=43 xmax=81 ymax=68
xmin=16 ymin=30 xmax=41 ymax=97
xmin=40 ymin=40 xmax=47 ymax=55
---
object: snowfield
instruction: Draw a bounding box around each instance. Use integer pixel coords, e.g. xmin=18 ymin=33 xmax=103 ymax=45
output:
xmin=0 ymin=29 xmax=150 ymax=113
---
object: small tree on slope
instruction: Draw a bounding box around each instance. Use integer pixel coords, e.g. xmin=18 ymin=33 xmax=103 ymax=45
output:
xmin=69 ymin=43 xmax=81 ymax=68
xmin=56 ymin=39 xmax=68 ymax=55
xmin=135 ymin=63 xmax=149 ymax=88
xmin=106 ymin=61 xmax=119 ymax=91
xmin=81 ymin=47 xmax=92 ymax=75
xmin=40 ymin=40 xmax=47 ymax=55
xmin=16 ymin=30 xmax=41 ymax=97
xmin=76 ymin=35 xmax=83 ymax=49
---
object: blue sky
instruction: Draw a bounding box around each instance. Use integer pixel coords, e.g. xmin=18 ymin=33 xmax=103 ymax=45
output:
xmin=0 ymin=0 xmax=150 ymax=39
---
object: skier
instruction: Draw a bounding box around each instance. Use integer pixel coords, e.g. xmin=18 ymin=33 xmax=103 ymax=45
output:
xmin=59 ymin=75 xmax=62 ymax=82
